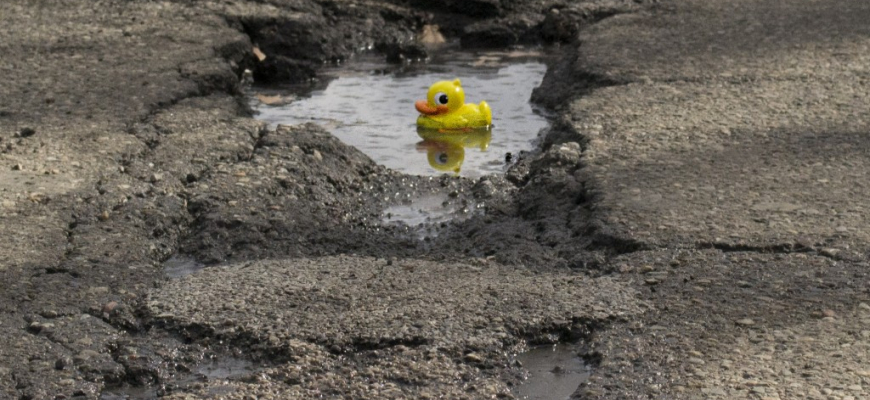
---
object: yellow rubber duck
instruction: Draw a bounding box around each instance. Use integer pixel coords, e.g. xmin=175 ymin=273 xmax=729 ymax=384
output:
xmin=416 ymin=127 xmax=492 ymax=174
xmin=415 ymin=79 xmax=492 ymax=130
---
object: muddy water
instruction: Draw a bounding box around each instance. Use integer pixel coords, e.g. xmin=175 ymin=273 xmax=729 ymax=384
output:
xmin=100 ymin=357 xmax=256 ymax=399
xmin=514 ymin=344 xmax=590 ymax=400
xmin=197 ymin=357 xmax=255 ymax=380
xmin=100 ymin=386 xmax=157 ymax=400
xmin=164 ymin=255 xmax=206 ymax=278
xmin=251 ymin=49 xmax=549 ymax=178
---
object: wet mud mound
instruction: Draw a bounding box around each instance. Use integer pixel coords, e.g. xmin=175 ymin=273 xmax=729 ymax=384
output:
xmin=209 ymin=0 xmax=640 ymax=83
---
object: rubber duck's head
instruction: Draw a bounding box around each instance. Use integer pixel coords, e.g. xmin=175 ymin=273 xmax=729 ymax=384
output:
xmin=418 ymin=140 xmax=464 ymax=174
xmin=415 ymin=79 xmax=465 ymax=116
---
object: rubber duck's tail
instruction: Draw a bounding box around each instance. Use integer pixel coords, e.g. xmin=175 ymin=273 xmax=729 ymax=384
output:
xmin=479 ymin=101 xmax=492 ymax=126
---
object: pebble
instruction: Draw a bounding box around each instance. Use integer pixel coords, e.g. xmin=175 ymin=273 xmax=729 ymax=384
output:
xmin=74 ymin=350 xmax=101 ymax=364
xmin=87 ymin=286 xmax=110 ymax=294
xmin=701 ymin=387 xmax=726 ymax=396
xmin=27 ymin=322 xmax=50 ymax=333
xmin=736 ymin=318 xmax=755 ymax=326
xmin=820 ymin=248 xmax=841 ymax=257
xmin=102 ymin=301 xmax=118 ymax=315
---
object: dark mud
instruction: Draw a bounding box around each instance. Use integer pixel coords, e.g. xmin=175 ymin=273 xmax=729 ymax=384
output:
xmin=176 ymin=122 xmax=614 ymax=269
xmin=225 ymin=0 xmax=640 ymax=84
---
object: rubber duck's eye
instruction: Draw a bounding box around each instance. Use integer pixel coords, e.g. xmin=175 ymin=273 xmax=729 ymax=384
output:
xmin=435 ymin=152 xmax=449 ymax=165
xmin=434 ymin=92 xmax=448 ymax=105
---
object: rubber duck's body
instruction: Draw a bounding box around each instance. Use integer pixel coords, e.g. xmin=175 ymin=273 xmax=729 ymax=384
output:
xmin=416 ymin=127 xmax=492 ymax=174
xmin=415 ymin=79 xmax=492 ymax=130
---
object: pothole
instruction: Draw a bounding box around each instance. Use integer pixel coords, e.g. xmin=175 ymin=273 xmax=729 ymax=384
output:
xmin=513 ymin=344 xmax=590 ymax=400
xmin=250 ymin=47 xmax=550 ymax=178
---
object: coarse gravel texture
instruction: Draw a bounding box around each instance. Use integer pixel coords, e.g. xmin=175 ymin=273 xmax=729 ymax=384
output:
xmin=146 ymin=255 xmax=643 ymax=398
xmin=579 ymin=250 xmax=870 ymax=399
xmin=562 ymin=0 xmax=870 ymax=398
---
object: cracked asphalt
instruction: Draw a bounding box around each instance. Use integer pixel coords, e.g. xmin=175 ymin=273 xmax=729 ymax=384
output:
xmin=1 ymin=0 xmax=869 ymax=399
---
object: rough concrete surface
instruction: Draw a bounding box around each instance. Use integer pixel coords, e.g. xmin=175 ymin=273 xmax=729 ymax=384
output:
xmin=567 ymin=0 xmax=870 ymax=398
xmin=147 ymin=256 xmax=640 ymax=398
xmin=0 ymin=0 xmax=868 ymax=399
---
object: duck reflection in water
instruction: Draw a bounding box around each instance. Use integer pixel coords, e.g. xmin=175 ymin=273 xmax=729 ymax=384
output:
xmin=415 ymin=126 xmax=492 ymax=175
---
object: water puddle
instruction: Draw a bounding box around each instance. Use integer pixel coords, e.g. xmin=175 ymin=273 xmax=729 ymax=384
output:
xmin=100 ymin=357 xmax=255 ymax=399
xmin=100 ymin=386 xmax=157 ymax=400
xmin=164 ymin=255 xmax=206 ymax=278
xmin=382 ymin=191 xmax=483 ymax=238
xmin=197 ymin=356 xmax=256 ymax=380
xmin=513 ymin=344 xmax=590 ymax=400
xmin=250 ymin=48 xmax=550 ymax=177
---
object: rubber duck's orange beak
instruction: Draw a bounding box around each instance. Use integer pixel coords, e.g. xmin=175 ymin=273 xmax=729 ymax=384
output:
xmin=415 ymin=100 xmax=449 ymax=115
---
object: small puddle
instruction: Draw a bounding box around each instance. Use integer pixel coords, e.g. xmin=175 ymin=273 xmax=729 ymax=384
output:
xmin=197 ymin=356 xmax=255 ymax=380
xmin=100 ymin=386 xmax=157 ymax=400
xmin=164 ymin=255 xmax=206 ymax=278
xmin=100 ymin=357 xmax=255 ymax=399
xmin=382 ymin=191 xmax=483 ymax=238
xmin=250 ymin=48 xmax=550 ymax=178
xmin=513 ymin=344 xmax=590 ymax=400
